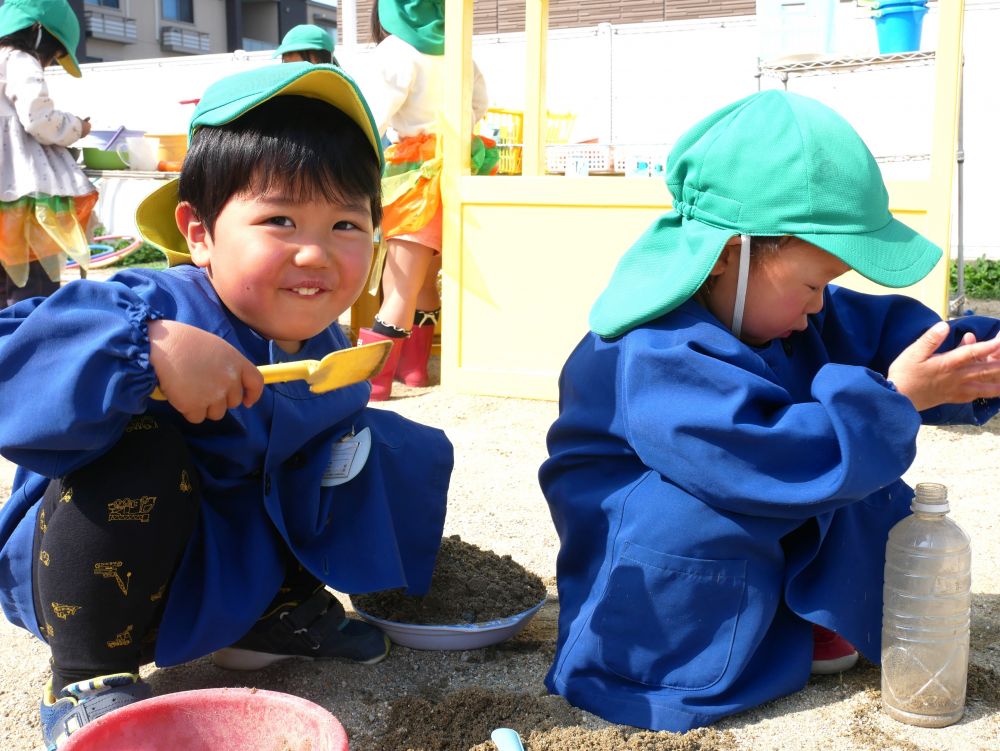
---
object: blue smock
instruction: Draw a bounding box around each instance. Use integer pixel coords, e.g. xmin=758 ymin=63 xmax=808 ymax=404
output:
xmin=539 ymin=287 xmax=999 ymax=731
xmin=0 ymin=266 xmax=452 ymax=666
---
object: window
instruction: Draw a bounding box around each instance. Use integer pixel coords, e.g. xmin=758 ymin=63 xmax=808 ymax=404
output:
xmin=85 ymin=0 xmax=120 ymax=8
xmin=162 ymin=0 xmax=193 ymax=24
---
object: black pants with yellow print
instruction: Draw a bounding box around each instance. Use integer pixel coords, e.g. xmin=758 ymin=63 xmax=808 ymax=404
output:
xmin=31 ymin=416 xmax=200 ymax=693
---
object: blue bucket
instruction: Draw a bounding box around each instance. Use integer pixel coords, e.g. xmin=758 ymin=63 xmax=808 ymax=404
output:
xmin=873 ymin=4 xmax=929 ymax=54
xmin=869 ymin=0 xmax=926 ymax=8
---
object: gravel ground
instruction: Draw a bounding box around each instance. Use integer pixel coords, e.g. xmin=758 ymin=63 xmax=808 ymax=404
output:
xmin=0 ymin=301 xmax=998 ymax=750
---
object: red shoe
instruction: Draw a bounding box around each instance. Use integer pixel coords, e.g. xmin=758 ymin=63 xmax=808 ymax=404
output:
xmin=396 ymin=323 xmax=434 ymax=387
xmin=356 ymin=328 xmax=404 ymax=401
xmin=811 ymin=624 xmax=859 ymax=674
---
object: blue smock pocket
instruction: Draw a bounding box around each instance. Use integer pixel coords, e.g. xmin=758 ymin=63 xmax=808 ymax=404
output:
xmin=596 ymin=542 xmax=746 ymax=690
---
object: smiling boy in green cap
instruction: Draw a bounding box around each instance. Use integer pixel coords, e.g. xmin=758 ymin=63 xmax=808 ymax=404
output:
xmin=0 ymin=62 xmax=452 ymax=748
xmin=540 ymin=90 xmax=1000 ymax=731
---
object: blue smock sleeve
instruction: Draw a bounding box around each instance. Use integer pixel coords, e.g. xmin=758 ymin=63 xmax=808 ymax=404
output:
xmin=820 ymin=287 xmax=1000 ymax=425
xmin=619 ymin=326 xmax=921 ymax=520
xmin=0 ymin=276 xmax=163 ymax=477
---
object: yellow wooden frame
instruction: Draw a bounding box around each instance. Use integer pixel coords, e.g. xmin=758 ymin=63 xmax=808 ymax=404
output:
xmin=441 ymin=2 xmax=965 ymax=401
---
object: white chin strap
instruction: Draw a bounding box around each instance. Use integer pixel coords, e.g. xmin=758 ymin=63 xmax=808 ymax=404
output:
xmin=730 ymin=234 xmax=751 ymax=337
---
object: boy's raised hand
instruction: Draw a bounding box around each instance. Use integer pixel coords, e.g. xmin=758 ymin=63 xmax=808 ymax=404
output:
xmin=148 ymin=319 xmax=265 ymax=423
xmin=888 ymin=321 xmax=1000 ymax=412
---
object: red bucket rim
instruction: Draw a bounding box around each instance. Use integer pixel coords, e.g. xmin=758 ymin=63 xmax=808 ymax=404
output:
xmin=61 ymin=687 xmax=349 ymax=751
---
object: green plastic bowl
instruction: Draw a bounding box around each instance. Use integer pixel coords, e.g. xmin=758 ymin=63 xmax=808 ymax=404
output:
xmin=82 ymin=147 xmax=128 ymax=170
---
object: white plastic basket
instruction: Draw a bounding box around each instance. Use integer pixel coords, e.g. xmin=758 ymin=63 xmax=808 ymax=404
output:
xmin=545 ymin=144 xmax=614 ymax=174
xmin=614 ymin=144 xmax=671 ymax=177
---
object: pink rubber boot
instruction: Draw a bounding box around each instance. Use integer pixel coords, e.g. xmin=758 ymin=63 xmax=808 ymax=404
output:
xmin=395 ymin=323 xmax=434 ymax=387
xmin=356 ymin=328 xmax=405 ymax=401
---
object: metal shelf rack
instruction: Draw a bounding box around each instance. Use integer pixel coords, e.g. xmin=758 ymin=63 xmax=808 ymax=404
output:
xmin=756 ymin=50 xmax=936 ymax=86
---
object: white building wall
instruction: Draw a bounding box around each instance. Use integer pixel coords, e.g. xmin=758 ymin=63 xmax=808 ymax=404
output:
xmin=85 ymin=0 xmax=166 ymax=61
xmin=45 ymin=1 xmax=1000 ymax=258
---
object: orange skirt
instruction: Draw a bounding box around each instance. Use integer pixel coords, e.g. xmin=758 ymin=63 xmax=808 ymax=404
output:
xmin=381 ymin=133 xmax=498 ymax=243
xmin=0 ymin=192 xmax=97 ymax=287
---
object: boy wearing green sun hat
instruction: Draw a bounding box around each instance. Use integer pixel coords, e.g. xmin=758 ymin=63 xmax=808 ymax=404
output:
xmin=0 ymin=62 xmax=452 ymax=749
xmin=540 ymin=90 xmax=1000 ymax=732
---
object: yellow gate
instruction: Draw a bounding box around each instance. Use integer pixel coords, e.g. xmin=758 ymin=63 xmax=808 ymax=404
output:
xmin=440 ymin=1 xmax=965 ymax=401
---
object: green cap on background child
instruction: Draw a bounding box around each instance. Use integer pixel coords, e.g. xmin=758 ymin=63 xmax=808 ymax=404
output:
xmin=273 ymin=24 xmax=335 ymax=58
xmin=589 ymin=90 xmax=942 ymax=338
xmin=135 ymin=62 xmax=382 ymax=267
xmin=378 ymin=0 xmax=444 ymax=55
xmin=0 ymin=0 xmax=81 ymax=76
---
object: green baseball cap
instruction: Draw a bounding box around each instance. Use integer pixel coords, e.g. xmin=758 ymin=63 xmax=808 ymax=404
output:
xmin=273 ymin=24 xmax=334 ymax=58
xmin=136 ymin=63 xmax=383 ymax=266
xmin=589 ymin=90 xmax=943 ymax=338
xmin=378 ymin=0 xmax=444 ymax=56
xmin=0 ymin=0 xmax=81 ymax=77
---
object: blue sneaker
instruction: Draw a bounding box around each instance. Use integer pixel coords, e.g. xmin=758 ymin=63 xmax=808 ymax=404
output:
xmin=40 ymin=672 xmax=151 ymax=749
xmin=212 ymin=587 xmax=390 ymax=671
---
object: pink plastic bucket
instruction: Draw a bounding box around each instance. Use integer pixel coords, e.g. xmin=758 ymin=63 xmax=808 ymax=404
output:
xmin=61 ymin=688 xmax=349 ymax=751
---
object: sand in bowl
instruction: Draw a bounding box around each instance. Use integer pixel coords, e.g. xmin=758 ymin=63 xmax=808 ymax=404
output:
xmin=352 ymin=535 xmax=547 ymax=625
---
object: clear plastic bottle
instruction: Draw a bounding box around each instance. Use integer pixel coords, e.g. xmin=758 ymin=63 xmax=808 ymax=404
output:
xmin=881 ymin=482 xmax=971 ymax=727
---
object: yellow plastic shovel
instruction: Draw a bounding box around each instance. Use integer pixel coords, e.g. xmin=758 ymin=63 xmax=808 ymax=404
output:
xmin=151 ymin=340 xmax=392 ymax=400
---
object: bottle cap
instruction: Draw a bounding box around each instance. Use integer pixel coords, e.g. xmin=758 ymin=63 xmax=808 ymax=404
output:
xmin=911 ymin=482 xmax=949 ymax=513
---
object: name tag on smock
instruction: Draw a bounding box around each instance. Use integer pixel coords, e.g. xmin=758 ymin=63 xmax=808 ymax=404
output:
xmin=321 ymin=427 xmax=371 ymax=487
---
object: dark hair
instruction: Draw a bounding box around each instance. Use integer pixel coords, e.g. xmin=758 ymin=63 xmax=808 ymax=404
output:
xmin=0 ymin=24 xmax=67 ymax=67
xmin=750 ymin=235 xmax=793 ymax=265
xmin=370 ymin=0 xmax=388 ymax=43
xmin=283 ymin=49 xmax=336 ymax=65
xmin=178 ymin=95 xmax=382 ymax=236
xmin=695 ymin=235 xmax=793 ymax=302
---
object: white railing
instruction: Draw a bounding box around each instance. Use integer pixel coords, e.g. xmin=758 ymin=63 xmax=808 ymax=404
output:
xmin=161 ymin=26 xmax=211 ymax=54
xmin=85 ymin=11 xmax=137 ymax=43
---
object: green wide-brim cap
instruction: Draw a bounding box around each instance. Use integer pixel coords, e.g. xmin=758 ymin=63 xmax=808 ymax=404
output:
xmin=135 ymin=179 xmax=187 ymax=267
xmin=589 ymin=90 xmax=942 ymax=339
xmin=0 ymin=0 xmax=81 ymax=76
xmin=378 ymin=0 xmax=445 ymax=55
xmin=590 ymin=212 xmax=941 ymax=339
xmin=136 ymin=63 xmax=383 ymax=265
xmin=274 ymin=24 xmax=334 ymax=57
xmin=589 ymin=214 xmax=733 ymax=338
xmin=186 ymin=63 xmax=380 ymax=165
xmin=798 ymin=218 xmax=941 ymax=287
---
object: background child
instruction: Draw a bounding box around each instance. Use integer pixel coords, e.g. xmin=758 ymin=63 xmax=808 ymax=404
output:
xmin=0 ymin=0 xmax=95 ymax=306
xmin=0 ymin=63 xmax=452 ymax=748
xmin=539 ymin=90 xmax=1000 ymax=732
xmin=355 ymin=0 xmax=495 ymax=399
xmin=274 ymin=23 xmax=338 ymax=66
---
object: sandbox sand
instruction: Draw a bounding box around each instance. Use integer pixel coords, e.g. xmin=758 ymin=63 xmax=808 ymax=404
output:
xmin=1 ymin=317 xmax=998 ymax=750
